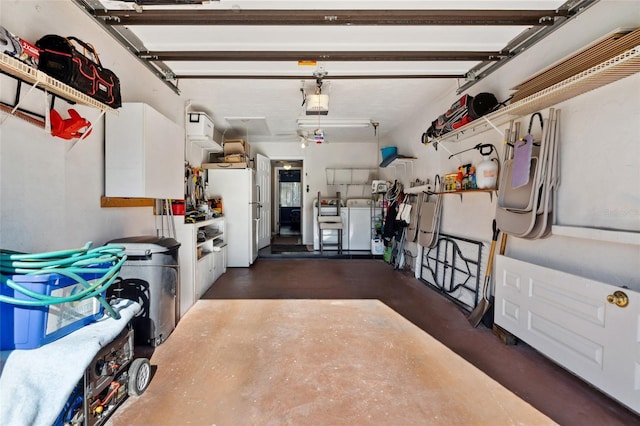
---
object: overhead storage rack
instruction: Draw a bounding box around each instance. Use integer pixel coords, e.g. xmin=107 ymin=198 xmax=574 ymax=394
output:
xmin=434 ymin=45 xmax=640 ymax=144
xmin=0 ymin=52 xmax=116 ymax=129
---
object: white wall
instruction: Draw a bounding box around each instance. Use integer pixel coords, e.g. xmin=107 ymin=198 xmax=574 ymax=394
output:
xmin=0 ymin=0 xmax=185 ymax=252
xmin=386 ymin=0 xmax=640 ymax=290
xmin=251 ymin=141 xmax=379 ymax=244
xmin=1 ymin=0 xmax=638 ymax=290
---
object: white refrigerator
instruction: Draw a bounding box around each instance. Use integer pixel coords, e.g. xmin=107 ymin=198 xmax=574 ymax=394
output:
xmin=206 ymin=168 xmax=259 ymax=267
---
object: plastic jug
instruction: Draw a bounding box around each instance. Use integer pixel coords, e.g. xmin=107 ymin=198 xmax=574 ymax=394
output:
xmin=476 ymin=144 xmax=499 ymax=189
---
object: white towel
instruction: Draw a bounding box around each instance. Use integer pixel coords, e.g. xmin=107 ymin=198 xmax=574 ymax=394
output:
xmin=396 ymin=202 xmax=412 ymax=224
xmin=0 ymin=299 xmax=141 ymax=426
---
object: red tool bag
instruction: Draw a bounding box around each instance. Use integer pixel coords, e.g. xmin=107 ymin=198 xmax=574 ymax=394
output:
xmin=35 ymin=35 xmax=121 ymax=108
xmin=422 ymin=92 xmax=498 ymax=142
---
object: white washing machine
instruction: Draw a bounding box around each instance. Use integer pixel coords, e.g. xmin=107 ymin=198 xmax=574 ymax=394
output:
xmin=313 ymin=199 xmax=348 ymax=251
xmin=347 ymin=199 xmax=373 ymax=251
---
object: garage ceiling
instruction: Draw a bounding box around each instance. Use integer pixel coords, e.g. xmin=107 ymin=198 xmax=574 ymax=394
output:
xmin=74 ymin=0 xmax=596 ymax=144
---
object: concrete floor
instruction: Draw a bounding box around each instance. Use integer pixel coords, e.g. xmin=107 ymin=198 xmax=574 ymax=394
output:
xmin=109 ymin=259 xmax=640 ymax=425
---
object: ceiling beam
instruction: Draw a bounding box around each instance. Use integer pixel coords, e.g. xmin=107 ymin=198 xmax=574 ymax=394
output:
xmin=95 ymin=9 xmax=566 ymax=26
xmin=140 ymin=51 xmax=505 ymax=62
xmin=173 ymin=74 xmax=465 ymax=79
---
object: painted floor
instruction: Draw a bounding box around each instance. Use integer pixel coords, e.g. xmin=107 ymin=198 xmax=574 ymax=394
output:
xmin=108 ymin=259 xmax=639 ymax=425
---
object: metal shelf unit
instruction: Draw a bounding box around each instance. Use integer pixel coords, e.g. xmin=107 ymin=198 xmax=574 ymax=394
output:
xmin=371 ymin=190 xmax=386 ymax=255
xmin=325 ymin=168 xmax=377 ymax=185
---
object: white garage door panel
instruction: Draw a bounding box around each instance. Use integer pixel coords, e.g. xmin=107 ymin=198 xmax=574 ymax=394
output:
xmin=495 ymin=255 xmax=640 ymax=414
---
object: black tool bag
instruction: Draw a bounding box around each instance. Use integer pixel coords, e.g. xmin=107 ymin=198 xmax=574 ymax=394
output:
xmin=36 ymin=35 xmax=121 ymax=108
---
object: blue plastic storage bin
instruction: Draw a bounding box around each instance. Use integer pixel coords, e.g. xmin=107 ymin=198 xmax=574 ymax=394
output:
xmin=0 ymin=266 xmax=107 ymax=350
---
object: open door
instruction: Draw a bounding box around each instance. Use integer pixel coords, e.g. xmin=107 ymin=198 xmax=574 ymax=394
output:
xmin=277 ymin=169 xmax=302 ymax=237
xmin=256 ymin=153 xmax=271 ymax=250
xmin=271 ymin=160 xmax=304 ymax=242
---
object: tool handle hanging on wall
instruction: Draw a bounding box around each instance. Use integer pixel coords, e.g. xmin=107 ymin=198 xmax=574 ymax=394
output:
xmin=448 ymin=143 xmax=481 ymax=159
xmin=478 ymin=143 xmax=496 ymax=157
xmin=448 ymin=143 xmax=495 ymax=160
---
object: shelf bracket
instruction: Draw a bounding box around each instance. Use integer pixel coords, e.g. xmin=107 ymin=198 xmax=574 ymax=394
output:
xmin=67 ymin=108 xmax=107 ymax=152
xmin=453 ymin=191 xmax=493 ymax=202
xmin=389 ymin=159 xmax=415 ymax=180
xmin=438 ymin=189 xmax=496 ymax=201
xmin=390 ymin=162 xmax=406 ymax=178
xmin=0 ymin=80 xmax=40 ymax=126
xmin=44 ymin=89 xmax=51 ymax=133
xmin=482 ymin=116 xmax=504 ymax=138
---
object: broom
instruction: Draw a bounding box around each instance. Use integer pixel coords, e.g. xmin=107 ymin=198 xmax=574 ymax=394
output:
xmin=468 ymin=219 xmax=500 ymax=327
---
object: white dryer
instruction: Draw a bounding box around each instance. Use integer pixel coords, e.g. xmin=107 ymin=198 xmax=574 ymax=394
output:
xmin=346 ymin=198 xmax=372 ymax=251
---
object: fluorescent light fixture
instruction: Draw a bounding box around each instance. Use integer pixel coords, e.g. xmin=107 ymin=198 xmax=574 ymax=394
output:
xmin=296 ymin=118 xmax=372 ymax=128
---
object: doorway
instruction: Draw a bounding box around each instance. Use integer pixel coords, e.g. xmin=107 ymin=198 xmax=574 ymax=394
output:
xmin=272 ymin=160 xmax=303 ymax=247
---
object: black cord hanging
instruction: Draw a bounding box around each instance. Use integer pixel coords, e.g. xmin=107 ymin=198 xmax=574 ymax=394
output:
xmin=506 ymin=112 xmax=544 ymax=147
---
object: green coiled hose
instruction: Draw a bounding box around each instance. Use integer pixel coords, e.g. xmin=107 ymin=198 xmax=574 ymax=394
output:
xmin=0 ymin=242 xmax=126 ymax=320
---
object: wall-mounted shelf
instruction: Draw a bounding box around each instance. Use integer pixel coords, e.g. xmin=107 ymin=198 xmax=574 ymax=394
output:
xmin=191 ymin=138 xmax=223 ymax=152
xmin=404 ymin=184 xmax=434 ymax=195
xmin=0 ymin=52 xmax=116 ymax=144
xmin=386 ymin=157 xmax=417 ymax=178
xmin=0 ymin=52 xmax=116 ymax=114
xmin=196 ymin=230 xmax=223 ymax=249
xmin=326 ymin=168 xmax=377 ymax=185
xmin=388 ymin=157 xmax=417 ymax=165
xmin=552 ymin=225 xmax=640 ymax=246
xmin=100 ymin=196 xmax=155 ymax=208
xmin=438 ymin=188 xmax=496 ymax=201
xmin=432 ymin=45 xmax=640 ymax=144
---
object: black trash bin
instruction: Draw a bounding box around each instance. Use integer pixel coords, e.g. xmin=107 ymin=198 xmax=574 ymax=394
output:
xmin=107 ymin=236 xmax=180 ymax=347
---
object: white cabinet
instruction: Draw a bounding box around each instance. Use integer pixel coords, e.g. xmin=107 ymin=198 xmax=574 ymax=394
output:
xmin=174 ymin=217 xmax=227 ymax=319
xmin=105 ymin=103 xmax=184 ymax=199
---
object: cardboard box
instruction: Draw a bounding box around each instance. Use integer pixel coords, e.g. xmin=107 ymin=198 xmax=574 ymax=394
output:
xmin=202 ymin=162 xmax=249 ymax=169
xmin=224 ymin=154 xmax=248 ymax=163
xmin=223 ymin=139 xmax=249 ymax=156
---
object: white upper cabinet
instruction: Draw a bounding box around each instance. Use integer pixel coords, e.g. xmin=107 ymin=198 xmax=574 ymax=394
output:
xmin=105 ymin=103 xmax=184 ymax=199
